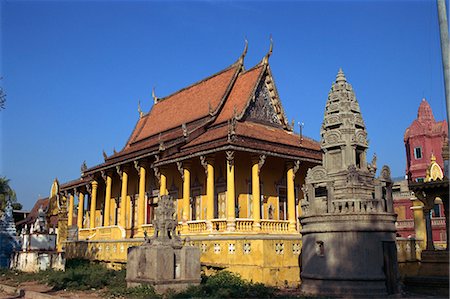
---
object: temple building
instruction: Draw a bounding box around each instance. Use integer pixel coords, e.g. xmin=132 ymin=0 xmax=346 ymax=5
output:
xmin=393 ymin=99 xmax=448 ymax=250
xmin=58 ymin=43 xmax=322 ymax=286
xmin=404 ymin=98 xmax=447 ymax=182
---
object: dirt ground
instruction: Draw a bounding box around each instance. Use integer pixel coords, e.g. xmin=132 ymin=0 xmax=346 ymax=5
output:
xmin=0 ymin=281 xmax=103 ymax=299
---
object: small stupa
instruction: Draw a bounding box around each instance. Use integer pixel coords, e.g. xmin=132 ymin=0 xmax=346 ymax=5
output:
xmin=126 ymin=194 xmax=201 ymax=293
xmin=0 ymin=199 xmax=19 ymax=268
xmin=299 ymin=69 xmax=399 ymax=296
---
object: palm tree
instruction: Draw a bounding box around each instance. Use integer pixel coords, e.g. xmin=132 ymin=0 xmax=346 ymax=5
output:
xmin=0 ymin=176 xmax=21 ymax=211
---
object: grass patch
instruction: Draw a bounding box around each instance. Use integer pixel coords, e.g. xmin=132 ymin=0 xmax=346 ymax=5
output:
xmin=2 ymin=261 xmax=293 ymax=298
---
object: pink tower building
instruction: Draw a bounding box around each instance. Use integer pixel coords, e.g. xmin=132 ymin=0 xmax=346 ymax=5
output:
xmin=404 ymin=98 xmax=448 ymax=182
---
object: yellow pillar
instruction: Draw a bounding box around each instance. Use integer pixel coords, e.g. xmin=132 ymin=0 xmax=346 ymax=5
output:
xmin=206 ymin=158 xmax=215 ymax=224
xmin=160 ymin=169 xmax=167 ymax=196
xmin=119 ymin=168 xmax=129 ymax=228
xmin=137 ymin=165 xmax=146 ymax=235
xmin=104 ymin=174 xmax=112 ymax=226
xmin=90 ymin=181 xmax=98 ymax=229
xmin=252 ymin=156 xmax=261 ymax=230
xmin=286 ymin=162 xmax=296 ymax=232
xmin=68 ymin=193 xmax=74 ymax=227
xmin=77 ymin=192 xmax=84 ymax=229
xmin=226 ymin=152 xmax=236 ymax=231
xmin=182 ymin=163 xmax=191 ymax=233
xmin=411 ymin=198 xmax=426 ymax=250
xmin=126 ymin=195 xmax=132 ymax=229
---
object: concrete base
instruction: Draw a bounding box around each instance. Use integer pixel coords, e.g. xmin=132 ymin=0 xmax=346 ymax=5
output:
xmin=10 ymin=251 xmax=65 ymax=272
xmin=126 ymin=244 xmax=201 ymax=294
xmin=419 ymin=250 xmax=449 ymax=277
xmin=300 ymin=277 xmax=388 ymax=298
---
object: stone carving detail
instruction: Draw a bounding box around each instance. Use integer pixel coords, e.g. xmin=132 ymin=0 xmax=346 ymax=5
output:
xmin=307 ymin=166 xmax=328 ymax=182
xmin=258 ymin=155 xmax=266 ymax=174
xmin=214 ymin=243 xmax=221 ymax=254
xmin=293 ymin=243 xmax=301 ymax=255
xmin=143 ymin=194 xmax=181 ymax=247
xmin=201 ymin=243 xmax=207 ymax=253
xmin=200 ymin=156 xmax=208 ymax=176
xmin=228 ymin=243 xmax=236 ymax=254
xmin=80 ymin=161 xmax=88 ymax=174
xmin=380 ymin=165 xmax=391 ymax=181
xmin=243 ymin=81 xmax=281 ymax=126
xmin=227 ymin=116 xmax=237 ymax=142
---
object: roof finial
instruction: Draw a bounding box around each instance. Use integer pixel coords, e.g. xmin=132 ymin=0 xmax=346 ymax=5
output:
xmin=336 ymin=68 xmax=347 ymax=83
xmin=102 ymin=150 xmax=108 ymax=160
xmin=138 ymin=100 xmax=144 ymax=118
xmin=238 ymin=38 xmax=248 ymax=65
xmin=261 ymin=35 xmax=273 ymax=65
xmin=152 ymin=87 xmax=158 ymax=104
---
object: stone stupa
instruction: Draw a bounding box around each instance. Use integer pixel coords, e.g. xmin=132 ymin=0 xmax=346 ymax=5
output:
xmin=0 ymin=199 xmax=19 ymax=268
xmin=299 ymin=69 xmax=399 ymax=296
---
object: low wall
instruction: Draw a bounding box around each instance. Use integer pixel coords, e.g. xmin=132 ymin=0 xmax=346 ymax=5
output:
xmin=10 ymin=251 xmax=65 ymax=272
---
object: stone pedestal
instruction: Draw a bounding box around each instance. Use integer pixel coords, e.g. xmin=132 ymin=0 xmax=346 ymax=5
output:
xmin=126 ymin=244 xmax=201 ymax=293
xmin=419 ymin=250 xmax=449 ymax=277
xmin=125 ymin=194 xmax=201 ymax=293
xmin=300 ymin=214 xmax=398 ymax=297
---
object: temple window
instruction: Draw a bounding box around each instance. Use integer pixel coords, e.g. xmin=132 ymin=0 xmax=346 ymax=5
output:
xmin=315 ymin=186 xmax=327 ymax=198
xmin=190 ymin=188 xmax=202 ymax=220
xmin=432 ymin=202 xmax=442 ymax=218
xmin=247 ymin=183 xmax=264 ymax=218
xmin=278 ymin=187 xmax=287 ymax=220
xmin=414 ymin=147 xmax=422 ymax=159
xmin=355 ymin=149 xmax=363 ymax=168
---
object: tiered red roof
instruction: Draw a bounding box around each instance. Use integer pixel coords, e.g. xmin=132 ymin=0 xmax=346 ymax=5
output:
xmin=83 ymin=55 xmax=321 ymax=175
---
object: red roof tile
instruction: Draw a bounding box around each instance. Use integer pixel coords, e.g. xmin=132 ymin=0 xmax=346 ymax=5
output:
xmin=214 ymin=65 xmax=264 ymax=124
xmin=129 ymin=64 xmax=240 ymax=145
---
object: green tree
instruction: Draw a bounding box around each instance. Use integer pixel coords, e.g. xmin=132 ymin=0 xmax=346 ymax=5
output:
xmin=0 ymin=176 xmax=22 ymax=211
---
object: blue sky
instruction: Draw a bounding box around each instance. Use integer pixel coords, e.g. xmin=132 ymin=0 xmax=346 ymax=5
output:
xmin=1 ymin=0 xmax=447 ymax=210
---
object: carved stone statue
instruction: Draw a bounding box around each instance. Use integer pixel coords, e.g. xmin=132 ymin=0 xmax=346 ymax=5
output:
xmin=33 ymin=205 xmax=48 ymax=233
xmin=144 ymin=194 xmax=181 ymax=247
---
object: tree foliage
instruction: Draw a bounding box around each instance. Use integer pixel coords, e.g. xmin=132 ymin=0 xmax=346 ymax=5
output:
xmin=0 ymin=176 xmax=22 ymax=211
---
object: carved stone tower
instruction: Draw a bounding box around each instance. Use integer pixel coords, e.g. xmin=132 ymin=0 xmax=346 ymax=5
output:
xmin=299 ymin=69 xmax=399 ymax=296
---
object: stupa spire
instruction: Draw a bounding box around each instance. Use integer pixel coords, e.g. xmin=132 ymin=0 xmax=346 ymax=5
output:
xmin=336 ymin=68 xmax=347 ymax=83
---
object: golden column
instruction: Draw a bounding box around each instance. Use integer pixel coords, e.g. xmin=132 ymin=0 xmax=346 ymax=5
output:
xmin=159 ymin=168 xmax=167 ymax=196
xmin=206 ymin=157 xmax=215 ymax=228
xmin=77 ymin=191 xmax=84 ymax=229
xmin=103 ymin=171 xmax=112 ymax=226
xmin=90 ymin=180 xmax=98 ymax=229
xmin=137 ymin=162 xmax=147 ymax=235
xmin=181 ymin=162 xmax=191 ymax=233
xmin=226 ymin=151 xmax=236 ymax=231
xmin=411 ymin=198 xmax=427 ymax=250
xmin=286 ymin=162 xmax=296 ymax=232
xmin=118 ymin=165 xmax=129 ymax=228
xmin=68 ymin=192 xmax=74 ymax=227
xmin=251 ymin=155 xmax=264 ymax=231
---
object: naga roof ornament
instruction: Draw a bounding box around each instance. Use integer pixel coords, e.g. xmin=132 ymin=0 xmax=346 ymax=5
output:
xmin=238 ymin=38 xmax=248 ymax=66
xmin=152 ymin=87 xmax=159 ymax=104
xmin=261 ymin=35 xmax=273 ymax=65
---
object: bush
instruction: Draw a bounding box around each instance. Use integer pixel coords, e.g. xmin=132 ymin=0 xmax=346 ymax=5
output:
xmin=47 ymin=260 xmax=120 ymax=291
xmin=172 ymin=271 xmax=276 ymax=298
